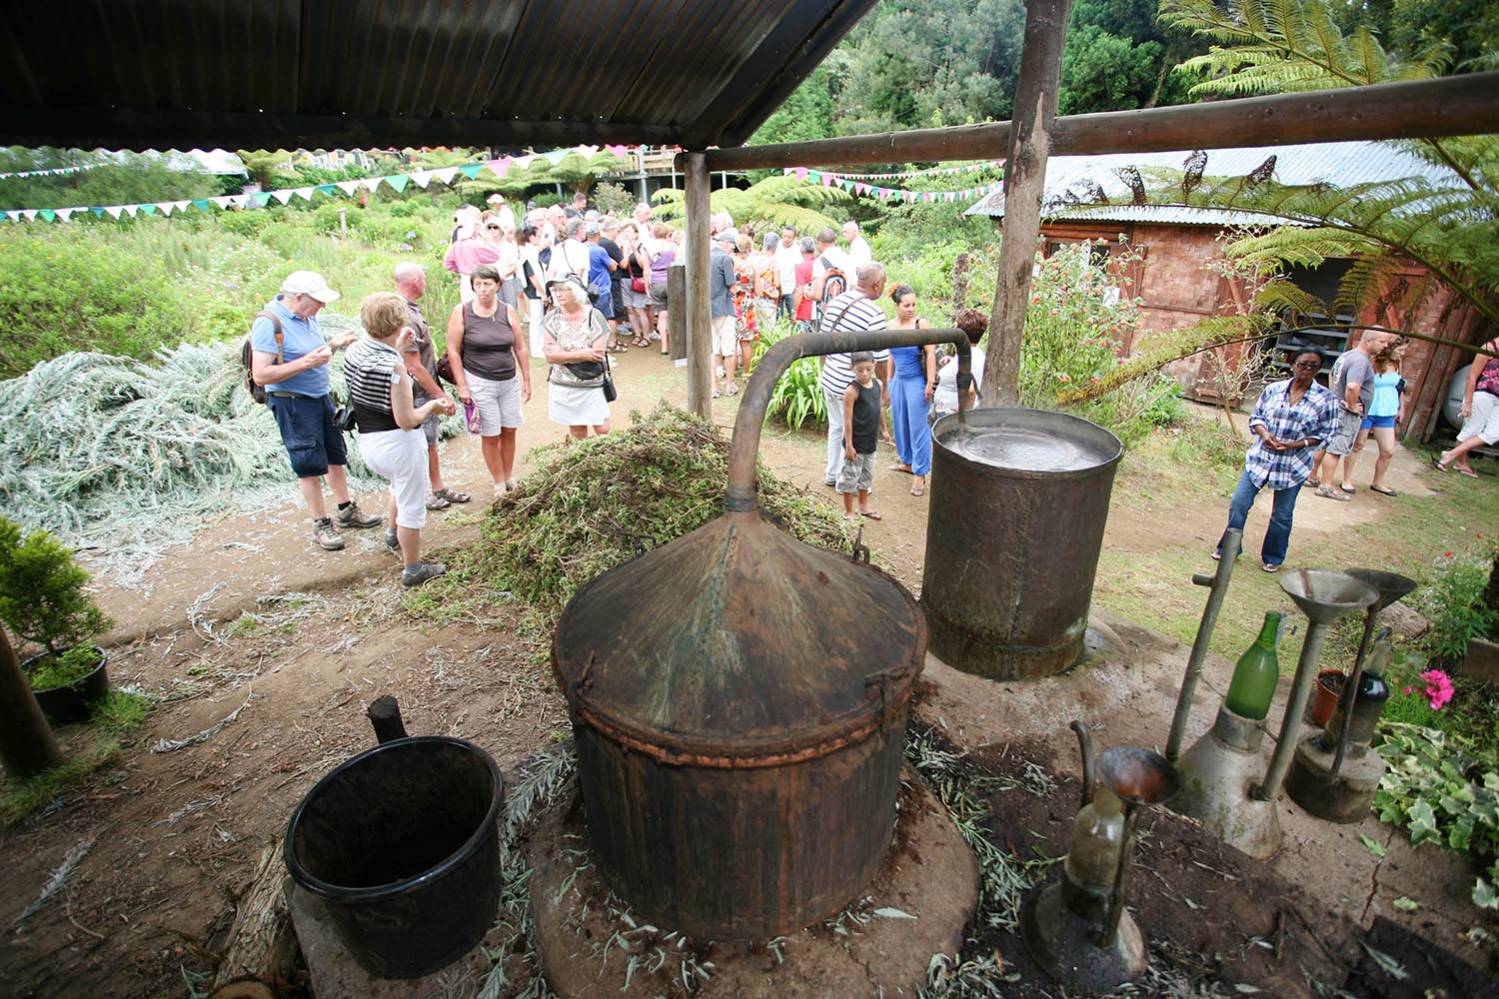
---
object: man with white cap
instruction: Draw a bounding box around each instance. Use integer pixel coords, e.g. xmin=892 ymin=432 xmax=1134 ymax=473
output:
xmin=250 ymin=271 xmax=383 ymax=551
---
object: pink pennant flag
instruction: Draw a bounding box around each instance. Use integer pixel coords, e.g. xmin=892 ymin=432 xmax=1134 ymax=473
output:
xmin=604 ymin=144 xmax=630 ymax=158
xmin=793 ymin=167 xmax=809 ymax=181
xmin=855 ymin=182 xmax=868 ymax=195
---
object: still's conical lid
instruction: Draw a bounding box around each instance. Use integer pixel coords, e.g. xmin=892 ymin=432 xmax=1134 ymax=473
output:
xmin=551 ymin=510 xmax=926 ymax=766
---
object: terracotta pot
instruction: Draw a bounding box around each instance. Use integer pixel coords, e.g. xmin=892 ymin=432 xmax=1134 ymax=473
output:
xmin=1311 ymin=669 xmax=1344 ymax=728
xmin=23 ymin=648 xmax=110 ymax=725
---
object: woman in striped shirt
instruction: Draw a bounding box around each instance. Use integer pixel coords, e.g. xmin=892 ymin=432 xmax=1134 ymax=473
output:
xmin=345 ymin=293 xmax=458 ymax=588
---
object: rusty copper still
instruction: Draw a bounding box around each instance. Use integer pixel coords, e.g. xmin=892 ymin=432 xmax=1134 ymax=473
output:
xmin=551 ymin=328 xmax=972 ymax=940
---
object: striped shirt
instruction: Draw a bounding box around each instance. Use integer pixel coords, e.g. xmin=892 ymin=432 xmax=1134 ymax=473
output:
xmin=344 ymin=338 xmax=404 ymax=433
xmin=818 ymin=290 xmax=889 ymax=395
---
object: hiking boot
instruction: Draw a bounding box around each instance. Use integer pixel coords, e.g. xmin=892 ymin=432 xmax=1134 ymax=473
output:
xmin=313 ymin=518 xmax=345 ymax=551
xmin=336 ymin=500 xmax=383 ymax=529
xmin=384 ymin=529 xmax=401 ymax=556
xmin=402 ymin=561 xmax=447 ymax=588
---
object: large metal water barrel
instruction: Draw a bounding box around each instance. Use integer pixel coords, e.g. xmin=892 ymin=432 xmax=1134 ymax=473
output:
xmin=921 ymin=408 xmax=1123 ymax=680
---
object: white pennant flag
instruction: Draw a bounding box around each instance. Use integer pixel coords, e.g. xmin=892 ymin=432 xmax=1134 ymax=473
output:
xmin=212 ymin=196 xmax=236 ymax=208
xmin=122 ymin=204 xmax=139 ymax=217
xmin=271 ymin=189 xmax=294 ymax=205
xmin=410 ymin=170 xmax=433 ymax=189
xmin=20 ymin=209 xmax=38 ymax=221
xmin=156 ymin=202 xmax=176 ymax=215
xmin=104 ymin=205 xmax=124 ymax=219
xmin=294 ymin=187 xmax=315 ymax=201
xmin=360 ymin=177 xmax=383 ymax=192
xmin=56 ymin=207 xmax=76 ymax=221
xmin=173 ymin=200 xmax=191 ymax=213
xmin=432 ymin=167 xmax=459 ymax=186
xmin=336 ymin=180 xmax=361 ymax=196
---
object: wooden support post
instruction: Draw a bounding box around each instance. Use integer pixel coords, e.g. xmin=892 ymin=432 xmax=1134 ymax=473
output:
xmin=983 ymin=0 xmax=1073 ymax=407
xmin=683 ymin=151 xmax=714 ymax=420
xmin=0 ymin=624 xmax=63 ymax=779
xmin=668 ymin=264 xmax=688 ymax=362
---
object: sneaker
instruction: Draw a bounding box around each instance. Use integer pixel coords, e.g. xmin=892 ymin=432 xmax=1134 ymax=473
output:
xmin=402 ymin=561 xmax=447 ymax=588
xmin=384 ymin=529 xmax=400 ymax=556
xmin=313 ymin=518 xmax=345 ymax=551
xmin=336 ymin=500 xmax=383 ymax=529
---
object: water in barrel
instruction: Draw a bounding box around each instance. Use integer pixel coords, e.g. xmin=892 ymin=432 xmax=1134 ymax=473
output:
xmin=939 ymin=421 xmax=1117 ymax=474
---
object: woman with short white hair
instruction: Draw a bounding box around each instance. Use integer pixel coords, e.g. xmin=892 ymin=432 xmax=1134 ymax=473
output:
xmin=345 ymin=292 xmax=457 ymax=587
xmin=542 ymin=277 xmax=612 ymax=440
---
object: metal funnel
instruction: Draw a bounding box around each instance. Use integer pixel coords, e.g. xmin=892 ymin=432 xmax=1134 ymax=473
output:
xmin=1343 ymin=569 xmax=1417 ymax=612
xmin=1096 ymin=747 xmax=1180 ymax=807
xmin=1279 ymin=570 xmax=1377 ymax=624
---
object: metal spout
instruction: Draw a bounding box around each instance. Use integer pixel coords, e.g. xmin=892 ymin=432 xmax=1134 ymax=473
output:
xmin=1072 ymin=720 xmax=1094 ymax=808
xmin=1165 ymin=529 xmax=1241 ymax=762
xmin=1094 ymin=746 xmax=1179 ymax=948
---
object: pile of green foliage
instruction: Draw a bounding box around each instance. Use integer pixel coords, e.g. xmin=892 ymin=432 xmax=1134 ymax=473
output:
xmin=415 ymin=403 xmax=854 ymax=620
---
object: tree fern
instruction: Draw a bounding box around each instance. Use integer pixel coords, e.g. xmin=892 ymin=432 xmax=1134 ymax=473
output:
xmin=649 ymin=176 xmax=852 ymax=232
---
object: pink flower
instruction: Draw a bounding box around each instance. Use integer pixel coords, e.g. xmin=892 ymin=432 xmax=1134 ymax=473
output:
xmin=1420 ymin=669 xmax=1454 ymax=711
xmin=1403 ymin=687 xmax=1415 ymax=695
xmin=1057 ymin=373 xmax=1072 ymax=383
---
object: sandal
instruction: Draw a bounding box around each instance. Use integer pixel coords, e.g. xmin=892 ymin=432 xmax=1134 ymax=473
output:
xmin=860 ymin=510 xmax=882 ymax=520
xmin=910 ymin=483 xmax=925 ymax=497
xmin=1458 ymin=466 xmax=1480 ymax=478
xmin=1434 ymin=456 xmax=1451 ymax=473
xmin=505 ymin=479 xmax=518 ymax=492
xmin=425 ymin=493 xmax=451 ymax=511
xmin=1262 ymin=562 xmax=1282 ymax=573
xmin=1304 ymin=477 xmax=1321 ymax=488
xmin=1315 ymin=485 xmax=1350 ymax=502
xmin=434 ymin=487 xmax=471 ymax=504
xmin=889 ymin=463 xmax=913 ymax=474
xmin=1339 ymin=484 xmax=1357 ymax=495
xmin=1370 ymin=485 xmax=1398 ymax=497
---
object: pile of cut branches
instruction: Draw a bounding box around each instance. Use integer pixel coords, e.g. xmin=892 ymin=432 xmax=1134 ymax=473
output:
xmin=424 ymin=402 xmax=853 ymax=620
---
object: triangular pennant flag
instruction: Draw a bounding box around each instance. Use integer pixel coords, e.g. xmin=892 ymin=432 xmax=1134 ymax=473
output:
xmin=137 ymin=204 xmax=156 ymax=215
xmin=793 ymin=167 xmax=808 ymax=181
xmin=409 ymin=170 xmax=433 ymax=189
xmin=155 ymin=202 xmax=175 ymax=215
xmin=432 ymin=166 xmax=459 ymax=185
xmin=604 ymin=144 xmax=630 ymax=158
xmin=90 ymin=206 xmax=106 ymax=217
xmin=39 ymin=209 xmax=56 ymax=222
xmin=575 ymin=145 xmax=600 ymax=157
xmin=486 ymin=157 xmax=511 ymax=178
xmin=192 ymin=199 xmax=211 ymax=211
xmin=122 ymin=204 xmax=139 ymax=217
xmin=385 ymin=174 xmax=410 ymax=193
xmin=359 ymin=177 xmax=383 ymax=193
xmin=271 ymin=188 xmax=294 ymax=205
xmin=56 ymin=207 xmax=76 ymax=221
xmin=0 ymin=211 xmax=9 ymax=222
xmin=20 ymin=209 xmax=39 ymax=221
xmin=292 ymin=186 xmax=316 ymax=202
xmin=212 ymin=195 xmax=236 ymax=208
xmin=855 ymin=183 xmax=868 ymax=195
xmin=316 ymin=184 xmax=336 ymax=196
xmin=250 ymin=192 xmax=271 ymax=207
xmin=458 ymin=163 xmax=482 ymax=179
xmin=172 ymin=200 xmax=191 ymax=213
xmin=542 ymin=149 xmax=569 ymax=165
xmin=336 ymin=180 xmax=361 ymax=196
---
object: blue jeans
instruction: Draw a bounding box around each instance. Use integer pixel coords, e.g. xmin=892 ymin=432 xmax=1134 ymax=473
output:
xmin=1219 ymin=469 xmax=1300 ymax=567
xmin=890 ymin=376 xmax=932 ymax=475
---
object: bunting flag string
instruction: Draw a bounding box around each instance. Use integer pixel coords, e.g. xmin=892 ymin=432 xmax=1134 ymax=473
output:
xmin=0 ymin=143 xmax=642 ymax=224
xmin=0 ymin=163 xmax=99 ymax=180
xmin=783 ymin=166 xmax=1004 ymax=205
xmin=784 ymin=160 xmax=1001 ymax=183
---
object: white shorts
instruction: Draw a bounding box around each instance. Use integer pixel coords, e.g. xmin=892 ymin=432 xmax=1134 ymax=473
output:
xmin=357 ymin=428 xmax=428 ymax=530
xmin=467 ymin=371 xmax=524 ymax=436
xmin=711 ymin=315 xmax=737 ymax=357
xmin=1458 ymin=391 xmax=1499 ymax=446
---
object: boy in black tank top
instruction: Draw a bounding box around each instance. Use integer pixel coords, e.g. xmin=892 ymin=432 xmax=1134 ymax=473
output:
xmin=836 ymin=352 xmax=893 ymax=520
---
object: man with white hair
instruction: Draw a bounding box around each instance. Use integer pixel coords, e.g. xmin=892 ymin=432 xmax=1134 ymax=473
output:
xmin=394 ymin=263 xmax=469 ymax=511
xmin=818 ymin=263 xmax=893 ymax=486
xmin=843 ymin=220 xmax=872 ymax=266
xmin=633 ymin=201 xmax=652 ymax=230
xmin=710 ymin=231 xmax=741 ymax=396
xmin=250 ymin=271 xmax=383 ymax=550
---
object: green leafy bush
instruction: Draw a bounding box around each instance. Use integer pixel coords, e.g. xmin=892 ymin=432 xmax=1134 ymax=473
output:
xmin=1415 ymin=546 xmax=1499 ymax=663
xmin=26 ymin=644 xmax=102 ymax=691
xmin=1375 ymin=722 xmax=1499 ymax=910
xmin=0 ymin=517 xmax=112 ymax=654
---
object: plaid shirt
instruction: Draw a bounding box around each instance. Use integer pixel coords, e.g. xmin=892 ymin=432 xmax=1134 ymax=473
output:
xmin=1244 ymin=378 xmax=1339 ymax=490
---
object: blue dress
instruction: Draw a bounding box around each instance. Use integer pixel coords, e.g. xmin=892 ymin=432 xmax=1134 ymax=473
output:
xmin=889 ymin=342 xmax=933 ymax=476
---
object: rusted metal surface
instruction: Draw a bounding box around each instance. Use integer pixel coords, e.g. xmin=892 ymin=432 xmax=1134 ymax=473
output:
xmin=922 ymin=407 xmax=1123 ymax=680
xmin=552 ymin=327 xmax=965 ymax=940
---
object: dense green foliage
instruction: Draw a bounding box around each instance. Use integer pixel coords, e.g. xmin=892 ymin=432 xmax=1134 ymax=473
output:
xmin=26 ymin=644 xmax=103 ymax=692
xmin=651 ymin=175 xmax=854 ymax=232
xmin=0 ymin=518 xmax=111 ymax=655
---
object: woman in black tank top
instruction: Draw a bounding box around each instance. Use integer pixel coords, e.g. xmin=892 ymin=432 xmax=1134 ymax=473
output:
xmin=448 ymin=265 xmax=533 ymax=494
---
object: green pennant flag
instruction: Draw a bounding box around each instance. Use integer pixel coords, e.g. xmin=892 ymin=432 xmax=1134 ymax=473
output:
xmin=192 ymin=199 xmax=211 ymax=211
xmin=0 ymin=211 xmax=9 ymax=222
xmin=39 ymin=209 xmax=56 ymax=222
xmin=386 ymin=174 xmax=410 ymax=193
xmin=91 ymin=207 xmax=105 ymax=217
xmin=459 ymin=163 xmax=482 ymax=179
xmin=842 ymin=179 xmax=854 ymax=191
xmin=139 ymin=204 xmax=158 ymax=215
xmin=807 ymin=170 xmax=821 ymax=183
xmin=316 ymin=184 xmax=335 ymax=196
xmin=252 ymin=192 xmax=272 ymax=207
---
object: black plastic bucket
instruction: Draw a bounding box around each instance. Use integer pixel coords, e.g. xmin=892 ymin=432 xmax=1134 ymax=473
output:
xmin=23 ymin=650 xmax=110 ymax=725
xmin=284 ymin=736 xmax=504 ymax=979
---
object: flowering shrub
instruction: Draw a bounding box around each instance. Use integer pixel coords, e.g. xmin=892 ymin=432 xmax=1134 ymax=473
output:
xmin=1415 ymin=543 xmax=1499 ymax=663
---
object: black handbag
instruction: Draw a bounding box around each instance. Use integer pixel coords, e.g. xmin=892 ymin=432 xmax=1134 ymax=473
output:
xmin=565 ymin=360 xmax=606 ymax=380
xmin=602 ymin=354 xmax=617 ymax=403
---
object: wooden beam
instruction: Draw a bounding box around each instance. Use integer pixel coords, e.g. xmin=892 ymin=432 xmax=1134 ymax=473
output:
xmin=698 ymin=71 xmax=1499 ymax=172
xmin=0 ymin=105 xmax=678 ymax=153
xmin=683 ymin=152 xmax=714 ymax=420
xmin=984 ymin=0 xmax=1073 ymax=407
xmin=0 ymin=625 xmax=62 ymax=780
xmin=667 ymin=264 xmax=688 ymax=363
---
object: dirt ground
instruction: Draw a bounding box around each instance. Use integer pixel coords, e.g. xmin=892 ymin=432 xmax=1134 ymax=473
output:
xmin=2 ymin=346 xmax=1495 ymax=997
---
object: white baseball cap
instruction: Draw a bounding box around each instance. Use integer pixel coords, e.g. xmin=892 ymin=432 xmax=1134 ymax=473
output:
xmin=281 ymin=270 xmax=340 ymax=303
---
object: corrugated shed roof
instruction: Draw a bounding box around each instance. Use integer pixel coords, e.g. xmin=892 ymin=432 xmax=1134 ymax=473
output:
xmin=965 ymin=141 xmax=1460 ymax=226
xmin=0 ymin=0 xmax=875 ymax=151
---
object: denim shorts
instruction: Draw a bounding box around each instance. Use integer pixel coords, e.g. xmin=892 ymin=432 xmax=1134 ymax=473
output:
xmin=268 ymin=393 xmax=347 ymax=478
xmin=1360 ymin=414 xmax=1397 ymax=430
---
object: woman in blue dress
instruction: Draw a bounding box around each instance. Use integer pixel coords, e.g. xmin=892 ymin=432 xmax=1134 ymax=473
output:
xmin=1353 ymin=339 xmax=1405 ymax=496
xmin=886 ymin=284 xmax=937 ymax=496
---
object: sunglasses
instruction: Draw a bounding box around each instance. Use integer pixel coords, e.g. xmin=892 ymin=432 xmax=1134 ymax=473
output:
xmin=486 ymin=224 xmax=501 ymax=230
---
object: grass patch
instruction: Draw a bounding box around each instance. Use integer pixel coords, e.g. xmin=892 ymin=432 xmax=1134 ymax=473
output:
xmin=93 ymin=689 xmax=153 ymax=737
xmin=0 ymin=739 xmax=120 ymax=828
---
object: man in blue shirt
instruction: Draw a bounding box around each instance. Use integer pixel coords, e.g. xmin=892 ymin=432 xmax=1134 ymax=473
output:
xmin=710 ymin=231 xmax=740 ymax=397
xmin=1215 ymin=350 xmax=1339 ymax=572
xmin=250 ymin=271 xmax=383 ymax=551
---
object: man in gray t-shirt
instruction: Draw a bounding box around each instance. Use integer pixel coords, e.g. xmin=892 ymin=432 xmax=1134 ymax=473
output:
xmin=1314 ymin=330 xmax=1392 ymax=499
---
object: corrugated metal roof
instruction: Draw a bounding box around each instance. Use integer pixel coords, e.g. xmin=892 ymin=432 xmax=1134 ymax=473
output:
xmin=0 ymin=0 xmax=876 ymax=151
xmin=965 ymin=141 xmax=1461 ymax=225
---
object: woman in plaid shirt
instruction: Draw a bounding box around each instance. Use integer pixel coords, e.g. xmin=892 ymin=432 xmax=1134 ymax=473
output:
xmin=1215 ymin=350 xmax=1340 ymax=572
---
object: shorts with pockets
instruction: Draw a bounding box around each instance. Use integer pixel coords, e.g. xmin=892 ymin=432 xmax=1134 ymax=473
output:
xmin=836 ymin=451 xmax=876 ymax=495
xmin=711 ymin=315 xmax=737 ymax=357
xmin=269 ymin=393 xmax=347 ymax=478
xmin=357 ymin=428 xmax=428 ymax=530
xmin=1323 ymin=407 xmax=1362 ymax=456
xmin=1457 ymin=390 xmax=1499 ymax=446
xmin=650 ymin=281 xmax=669 ymax=310
xmin=467 ymin=371 xmax=525 ymax=435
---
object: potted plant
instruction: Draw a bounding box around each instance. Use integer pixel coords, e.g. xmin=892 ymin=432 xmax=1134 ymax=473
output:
xmin=0 ymin=518 xmax=113 ymax=724
xmin=1312 ymin=669 xmax=1344 ymax=728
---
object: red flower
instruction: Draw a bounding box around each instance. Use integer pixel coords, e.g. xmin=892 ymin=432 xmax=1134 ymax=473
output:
xmin=1444 ymin=551 xmax=1453 ymax=558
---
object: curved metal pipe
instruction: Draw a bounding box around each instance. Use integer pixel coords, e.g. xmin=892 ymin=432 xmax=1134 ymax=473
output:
xmin=1071 ymin=720 xmax=1095 ymax=808
xmin=725 ymin=329 xmax=973 ymax=512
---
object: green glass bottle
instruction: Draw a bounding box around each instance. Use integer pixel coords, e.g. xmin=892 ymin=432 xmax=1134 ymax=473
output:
xmin=1224 ymin=611 xmax=1284 ymax=720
